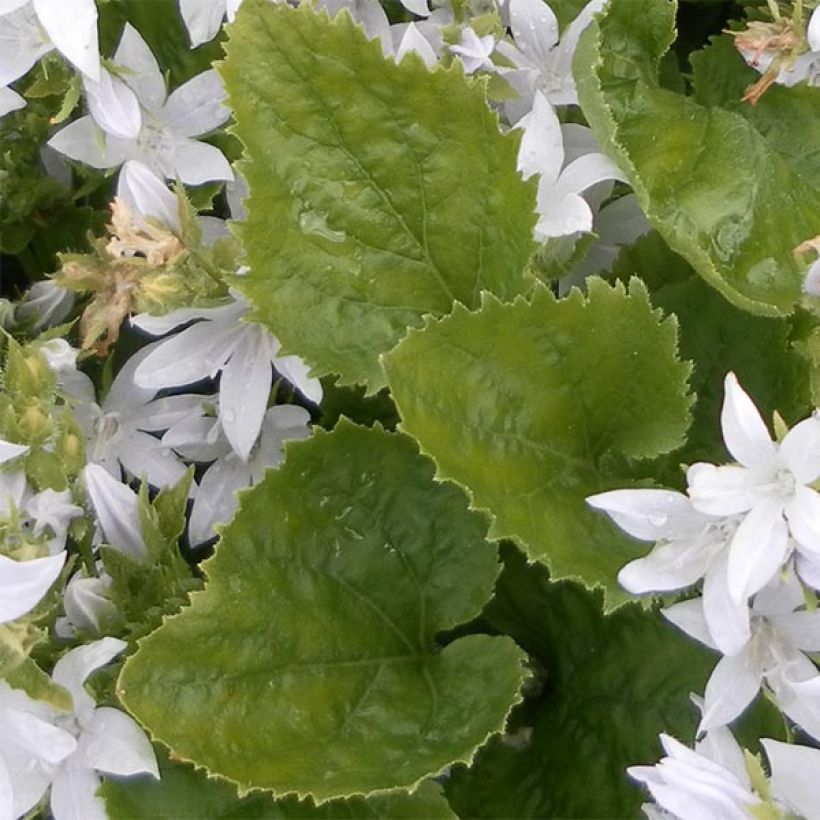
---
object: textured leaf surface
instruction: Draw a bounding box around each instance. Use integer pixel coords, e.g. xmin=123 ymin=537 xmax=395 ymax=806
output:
xmin=691 ymin=35 xmax=820 ymax=189
xmin=221 ymin=0 xmax=536 ymax=389
xmin=611 ymin=233 xmax=812 ymax=481
xmin=445 ymin=543 xmax=783 ymax=818
xmin=101 ymin=752 xmax=455 ymax=819
xmin=575 ymin=0 xmax=820 ymax=315
xmin=118 ymin=422 xmax=525 ymax=800
xmin=383 ymin=279 xmax=692 ymax=605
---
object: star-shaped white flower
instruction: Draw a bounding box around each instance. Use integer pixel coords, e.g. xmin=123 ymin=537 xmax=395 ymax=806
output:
xmin=131 ymin=294 xmax=322 ymax=462
xmin=628 ymin=730 xmax=761 ymax=820
xmin=0 ymin=0 xmax=99 ymax=87
xmin=0 ymin=638 xmax=158 ymax=819
xmin=450 ymin=27 xmax=495 ymax=74
xmin=516 ymin=91 xmax=626 ymax=239
xmin=664 ymin=570 xmax=820 ymax=740
xmin=687 ymin=372 xmax=820 ymax=604
xmin=48 ymin=24 xmax=232 ymax=185
xmin=497 ymin=0 xmax=605 ymax=120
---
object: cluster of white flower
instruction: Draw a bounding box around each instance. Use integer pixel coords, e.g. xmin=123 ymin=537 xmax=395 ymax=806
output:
xmin=588 ymin=373 xmax=820 ymax=818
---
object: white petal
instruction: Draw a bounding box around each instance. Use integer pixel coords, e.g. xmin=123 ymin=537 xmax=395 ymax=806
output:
xmin=117 ymin=431 xmax=188 ymax=488
xmin=702 ymin=555 xmax=751 ymax=656
xmin=134 ymin=394 xmax=205 ymax=432
xmin=0 ymin=552 xmax=66 ymax=623
xmin=797 ymin=550 xmax=820 ymax=591
xmin=779 ymin=415 xmax=820 ymax=483
xmin=251 ymin=405 xmax=311 ymax=482
xmin=82 ymin=464 xmax=147 ymax=561
xmin=52 ymin=637 xmax=126 ymax=722
xmin=516 ymin=90 xmax=563 ymax=182
xmin=0 ymin=0 xmax=29 ymax=13
xmin=771 ymin=610 xmax=820 ymax=652
xmin=179 ymin=0 xmax=226 ymax=47
xmin=47 ymin=116 xmax=130 ymax=169
xmin=273 ymin=353 xmax=323 ymax=404
xmin=808 ymin=7 xmax=820 ymax=51
xmin=762 ymin=738 xmax=820 ymax=819
xmin=0 ymin=438 xmax=28 ymax=464
xmin=161 ymin=69 xmax=230 ymax=137
xmin=0 ymin=6 xmax=51 ymax=88
xmin=508 ymin=0 xmax=559 ymax=66
xmin=398 ymin=0 xmax=429 ymax=16
xmin=618 ymin=539 xmax=714 ymax=595
xmin=79 ymin=707 xmax=158 ymax=778
xmin=63 ymin=575 xmax=116 ymax=634
xmin=157 ymin=136 xmax=233 ymax=184
xmin=117 ymin=160 xmax=180 ymax=232
xmin=219 ymin=330 xmax=272 ymax=461
xmin=726 ymin=499 xmax=789 ymax=604
xmin=162 ymin=416 xmax=227 ymax=463
xmin=188 ymin=455 xmax=249 ymax=545
xmin=773 ymin=673 xmax=820 ymax=743
xmin=686 ymin=463 xmax=759 ymax=516
xmin=0 ymin=756 xmax=13 ymax=820
xmin=0 ymin=85 xmax=25 ymax=118
xmin=130 ymin=299 xmax=241 ymax=336
xmin=559 ymin=152 xmax=626 ymax=193
xmin=700 ymin=651 xmax=762 ymax=731
xmin=534 ymin=188 xmax=593 ymax=238
xmin=114 ymin=23 xmax=165 ymax=111
xmin=786 ymin=484 xmax=820 ymax=556
xmin=720 ymin=373 xmax=779 ymax=470
xmin=663 ymin=599 xmax=717 ymax=650
xmin=395 ymin=23 xmax=436 ymax=67
xmin=2 ymin=708 xmax=77 ymax=764
xmin=84 ymin=69 xmax=141 ymax=139
xmin=586 ymin=488 xmax=704 ymax=542
xmin=132 ymin=318 xmax=243 ymax=388
xmin=34 ymin=0 xmax=99 ymax=80
xmin=102 ymin=342 xmax=160 ymax=411
xmin=50 ymin=766 xmax=106 ymax=820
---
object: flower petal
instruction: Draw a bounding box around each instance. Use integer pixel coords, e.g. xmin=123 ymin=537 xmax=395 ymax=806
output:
xmin=34 ymin=0 xmax=99 ymax=79
xmin=117 ymin=431 xmax=188 ymax=489
xmin=117 ymin=160 xmax=180 ymax=232
xmin=0 ymin=438 xmax=28 ymax=464
xmin=687 ymin=463 xmax=760 ymax=517
xmin=47 ymin=116 xmax=130 ymax=170
xmin=0 ymin=85 xmax=25 ymax=118
xmin=0 ymin=552 xmax=66 ymax=624
xmin=618 ymin=539 xmax=714 ymax=595
xmin=771 ymin=673 xmax=820 ymax=743
xmin=161 ymin=69 xmax=230 ymax=137
xmin=0 ymin=6 xmax=51 ymax=88
xmin=726 ymin=499 xmax=789 ymax=604
xmin=52 ymin=636 xmax=126 ymax=722
xmin=809 ymin=7 xmax=820 ymax=51
xmin=663 ymin=598 xmax=718 ymax=650
xmin=156 ymin=135 xmax=234 ymax=185
xmin=188 ymin=455 xmax=249 ymax=545
xmin=785 ymin=484 xmax=820 ymax=556
xmin=779 ymin=415 xmax=820 ymax=484
xmin=272 ymin=352 xmax=323 ymax=405
xmin=508 ymin=0 xmax=559 ymax=66
xmin=179 ymin=0 xmax=226 ymax=47
xmin=114 ymin=23 xmax=165 ymax=111
xmin=80 ymin=707 xmax=158 ymax=778
xmin=395 ymin=23 xmax=436 ymax=67
xmin=762 ymin=738 xmax=820 ymax=819
xmin=516 ymin=90 xmax=563 ymax=182
xmin=586 ymin=488 xmax=704 ymax=542
xmin=50 ymin=766 xmax=107 ymax=820
xmin=559 ymin=151 xmax=626 ymax=194
xmin=700 ymin=650 xmax=762 ymax=731
xmin=219 ymin=329 xmax=272 ymax=461
xmin=82 ymin=464 xmax=147 ymax=561
xmin=702 ymin=555 xmax=751 ymax=656
xmin=84 ymin=69 xmax=141 ymax=139
xmin=398 ymin=0 xmax=430 ymax=16
xmin=720 ymin=373 xmax=779 ymax=470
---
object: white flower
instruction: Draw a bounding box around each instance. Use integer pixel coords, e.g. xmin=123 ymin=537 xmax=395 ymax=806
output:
xmin=23 ymin=488 xmax=83 ymax=554
xmin=761 ymin=738 xmax=820 ymax=819
xmin=0 ymin=0 xmax=99 ymax=87
xmin=179 ymin=0 xmax=244 ymax=47
xmin=450 ymin=27 xmax=495 ymax=74
xmin=59 ymin=567 xmax=117 ymax=637
xmin=13 ymin=280 xmax=73 ymax=333
xmin=516 ymin=91 xmax=625 ymax=239
xmin=48 ymin=24 xmax=232 ymax=185
xmin=131 ymin=294 xmax=322 ymax=462
xmin=497 ymin=0 xmax=606 ymax=120
xmin=628 ymin=732 xmax=761 ymax=820
xmin=664 ymin=570 xmax=820 ymax=740
xmin=0 ymin=552 xmax=66 ymax=624
xmin=187 ymin=405 xmax=311 ymax=545
xmin=688 ymin=373 xmax=820 ymax=604
xmin=72 ymin=343 xmax=198 ymax=489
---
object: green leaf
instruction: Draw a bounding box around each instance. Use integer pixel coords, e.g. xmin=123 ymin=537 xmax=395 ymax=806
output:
xmin=220 ymin=0 xmax=536 ymax=390
xmin=101 ymin=751 xmax=455 ymax=819
xmin=691 ymin=34 xmax=820 ymax=189
xmin=118 ymin=422 xmax=526 ymax=800
xmin=382 ymin=278 xmax=693 ymax=606
xmin=611 ymin=232 xmax=812 ymax=478
xmin=575 ymin=0 xmax=820 ymax=315
xmin=444 ymin=543 xmax=715 ymax=818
